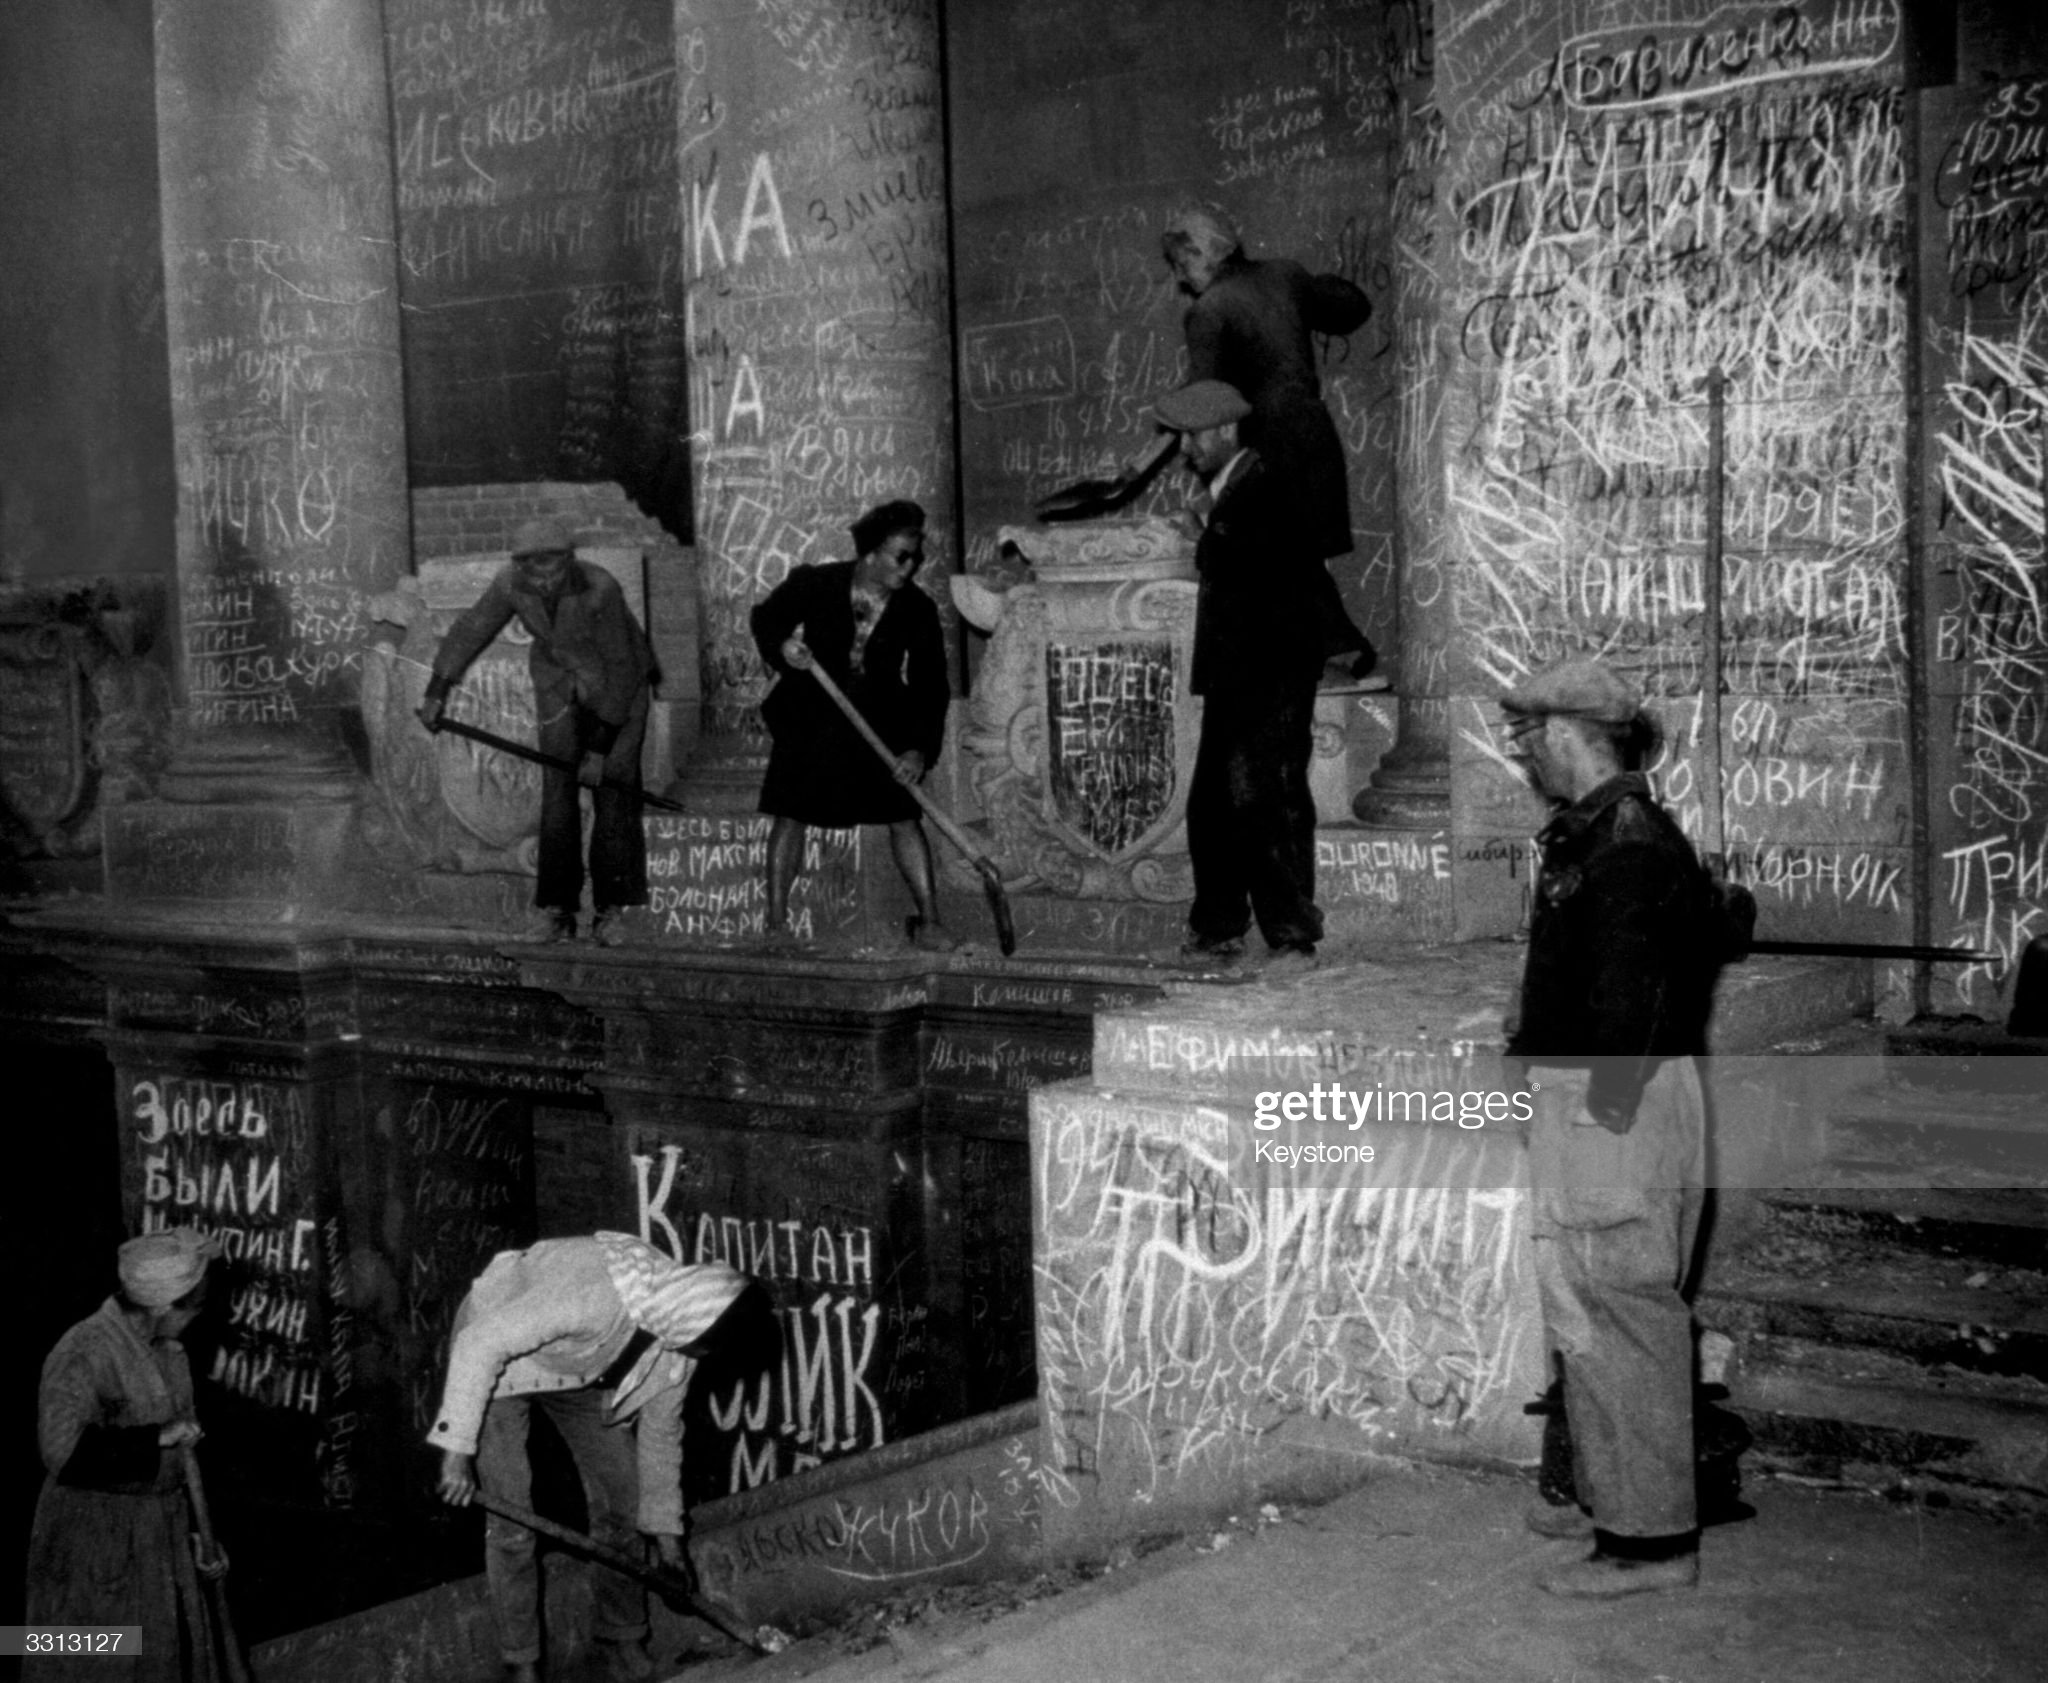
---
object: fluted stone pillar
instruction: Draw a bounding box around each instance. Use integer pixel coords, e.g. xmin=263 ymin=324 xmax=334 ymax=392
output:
xmin=679 ymin=0 xmax=957 ymax=807
xmin=1352 ymin=63 xmax=1453 ymax=832
xmin=109 ymin=0 xmax=410 ymax=902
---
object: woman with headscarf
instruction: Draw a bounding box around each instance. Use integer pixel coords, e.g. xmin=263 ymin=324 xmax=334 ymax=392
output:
xmin=24 ymin=1227 xmax=228 ymax=1682
xmin=750 ymin=498 xmax=958 ymax=950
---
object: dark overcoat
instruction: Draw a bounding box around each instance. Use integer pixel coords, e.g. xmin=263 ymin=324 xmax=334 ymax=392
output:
xmin=1190 ymin=450 xmax=1326 ymax=699
xmin=430 ymin=558 xmax=656 ymax=753
xmin=751 ymin=561 xmax=949 ymax=826
xmin=1183 ymin=254 xmax=1371 ymax=562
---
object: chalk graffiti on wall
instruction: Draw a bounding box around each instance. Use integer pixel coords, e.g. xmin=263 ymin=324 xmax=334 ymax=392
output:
xmin=1449 ymin=63 xmax=1908 ymax=696
xmin=635 ymin=1144 xmax=886 ymax=1493
xmin=134 ymin=1076 xmax=327 ymax=1419
xmin=1033 ymin=1093 xmax=1531 ymax=1502
xmin=639 ymin=811 xmax=859 ymax=941
xmin=685 ymin=0 xmax=956 ymax=740
xmin=1931 ymin=80 xmax=2048 ymax=1005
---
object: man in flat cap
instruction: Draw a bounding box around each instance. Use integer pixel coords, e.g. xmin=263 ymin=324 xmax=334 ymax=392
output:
xmin=1500 ymin=657 xmax=1721 ymax=1598
xmin=421 ymin=517 xmax=658 ymax=944
xmin=1155 ymin=378 xmax=1327 ymax=972
xmin=26 ymin=1228 xmax=230 ymax=1681
xmin=430 ymin=1233 xmax=774 ymax=1683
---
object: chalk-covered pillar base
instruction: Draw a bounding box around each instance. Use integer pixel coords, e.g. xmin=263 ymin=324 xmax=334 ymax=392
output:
xmin=1350 ymin=698 xmax=1452 ymax=827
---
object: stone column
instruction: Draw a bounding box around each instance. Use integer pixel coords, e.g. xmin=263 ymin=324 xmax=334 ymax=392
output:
xmin=111 ymin=0 xmax=409 ymax=900
xmin=1352 ymin=64 xmax=1453 ymax=830
xmin=679 ymin=0 xmax=957 ymax=807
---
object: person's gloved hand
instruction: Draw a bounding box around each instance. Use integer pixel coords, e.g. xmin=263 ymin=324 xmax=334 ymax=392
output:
xmin=892 ymin=750 xmax=926 ymax=787
xmin=578 ymin=750 xmax=606 ymax=789
xmin=781 ymin=636 xmax=814 ymax=672
xmin=191 ymin=1535 xmax=230 ymax=1580
xmin=417 ymin=690 xmax=446 ymax=730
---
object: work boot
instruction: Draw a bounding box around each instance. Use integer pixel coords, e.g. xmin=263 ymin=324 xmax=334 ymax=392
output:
xmin=588 ymin=907 xmax=625 ymax=947
xmin=907 ymin=916 xmax=961 ymax=953
xmin=526 ymin=908 xmax=576 ymax=943
xmin=1172 ymin=934 xmax=1244 ymax=964
xmin=1259 ymin=944 xmax=1320 ymax=979
xmin=1525 ymin=1497 xmax=1594 ymax=1540
xmin=1539 ymin=1549 xmax=1698 ymax=1599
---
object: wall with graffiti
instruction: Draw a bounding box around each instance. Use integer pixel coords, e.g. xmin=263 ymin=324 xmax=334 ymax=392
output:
xmin=1030 ymin=1078 xmax=1541 ymax=1528
xmin=1436 ymin=0 xmax=1934 ymax=960
xmin=1925 ymin=75 xmax=2048 ymax=1010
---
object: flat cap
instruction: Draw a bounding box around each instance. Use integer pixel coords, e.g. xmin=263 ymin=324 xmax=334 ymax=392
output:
xmin=510 ymin=515 xmax=576 ymax=558
xmin=1499 ymin=657 xmax=1641 ymax=725
xmin=1154 ymin=379 xmax=1251 ymax=432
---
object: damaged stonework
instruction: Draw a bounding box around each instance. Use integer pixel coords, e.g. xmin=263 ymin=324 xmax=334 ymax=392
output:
xmin=249 ymin=1403 xmax=1049 ymax=1683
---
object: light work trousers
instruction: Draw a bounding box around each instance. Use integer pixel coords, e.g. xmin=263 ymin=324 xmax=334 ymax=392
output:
xmin=1527 ymin=1058 xmax=1705 ymax=1542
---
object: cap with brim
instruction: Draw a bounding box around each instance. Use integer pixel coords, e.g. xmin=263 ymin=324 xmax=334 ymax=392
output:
xmin=510 ymin=516 xmax=575 ymax=558
xmin=1499 ymin=658 xmax=1641 ymax=726
xmin=1154 ymin=379 xmax=1252 ymax=432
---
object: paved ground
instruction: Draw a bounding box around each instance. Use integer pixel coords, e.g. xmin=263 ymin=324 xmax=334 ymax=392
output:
xmin=660 ymin=1463 xmax=2047 ymax=1683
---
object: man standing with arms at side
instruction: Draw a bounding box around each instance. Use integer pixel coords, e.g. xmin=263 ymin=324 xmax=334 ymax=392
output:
xmin=1500 ymin=658 xmax=1719 ymax=1598
xmin=1155 ymin=378 xmax=1326 ymax=974
xmin=419 ymin=517 xmax=657 ymax=945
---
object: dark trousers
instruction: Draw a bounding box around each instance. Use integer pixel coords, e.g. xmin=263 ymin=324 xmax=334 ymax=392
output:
xmin=477 ymin=1388 xmax=649 ymax=1664
xmin=535 ymin=692 xmax=649 ymax=912
xmin=1186 ymin=677 xmax=1322 ymax=950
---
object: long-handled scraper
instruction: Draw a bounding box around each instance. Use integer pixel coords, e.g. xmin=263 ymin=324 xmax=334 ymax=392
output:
xmin=800 ymin=652 xmax=1018 ymax=956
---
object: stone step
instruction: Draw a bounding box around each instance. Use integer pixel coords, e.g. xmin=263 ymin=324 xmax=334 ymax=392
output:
xmin=1836 ymin=1087 xmax=2048 ymax=1129
xmin=1728 ymin=1366 xmax=2048 ymax=1511
xmin=1087 ymin=949 xmax=1867 ymax=1103
xmin=937 ymin=824 xmax=1459 ymax=961
xmin=1883 ymin=1017 xmax=2048 ymax=1086
xmin=1700 ymin=1266 xmax=2048 ymax=1385
xmin=1089 ymin=943 xmax=1526 ymax=1104
xmin=1751 ymin=1187 xmax=2048 ymax=1270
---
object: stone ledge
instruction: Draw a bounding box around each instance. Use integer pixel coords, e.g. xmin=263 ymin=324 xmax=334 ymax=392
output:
xmin=247 ymin=1402 xmax=1050 ymax=1683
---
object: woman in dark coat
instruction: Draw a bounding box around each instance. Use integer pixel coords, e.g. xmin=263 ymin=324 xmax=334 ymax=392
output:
xmin=751 ymin=499 xmax=957 ymax=949
xmin=25 ymin=1228 xmax=229 ymax=1682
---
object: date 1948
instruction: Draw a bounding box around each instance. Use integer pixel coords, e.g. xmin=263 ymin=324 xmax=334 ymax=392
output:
xmin=0 ymin=1627 xmax=142 ymax=1655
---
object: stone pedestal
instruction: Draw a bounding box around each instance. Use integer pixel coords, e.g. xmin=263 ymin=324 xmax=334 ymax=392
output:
xmin=955 ymin=518 xmax=1199 ymax=900
xmin=133 ymin=0 xmax=410 ymax=904
xmin=1029 ymin=947 xmax=1546 ymax=1550
xmin=355 ymin=551 xmax=655 ymax=887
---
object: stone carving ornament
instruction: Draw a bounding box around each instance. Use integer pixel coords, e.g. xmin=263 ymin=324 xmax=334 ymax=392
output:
xmin=359 ymin=550 xmax=647 ymax=876
xmin=0 ymin=591 xmax=172 ymax=861
xmin=952 ymin=518 xmax=1202 ymax=902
